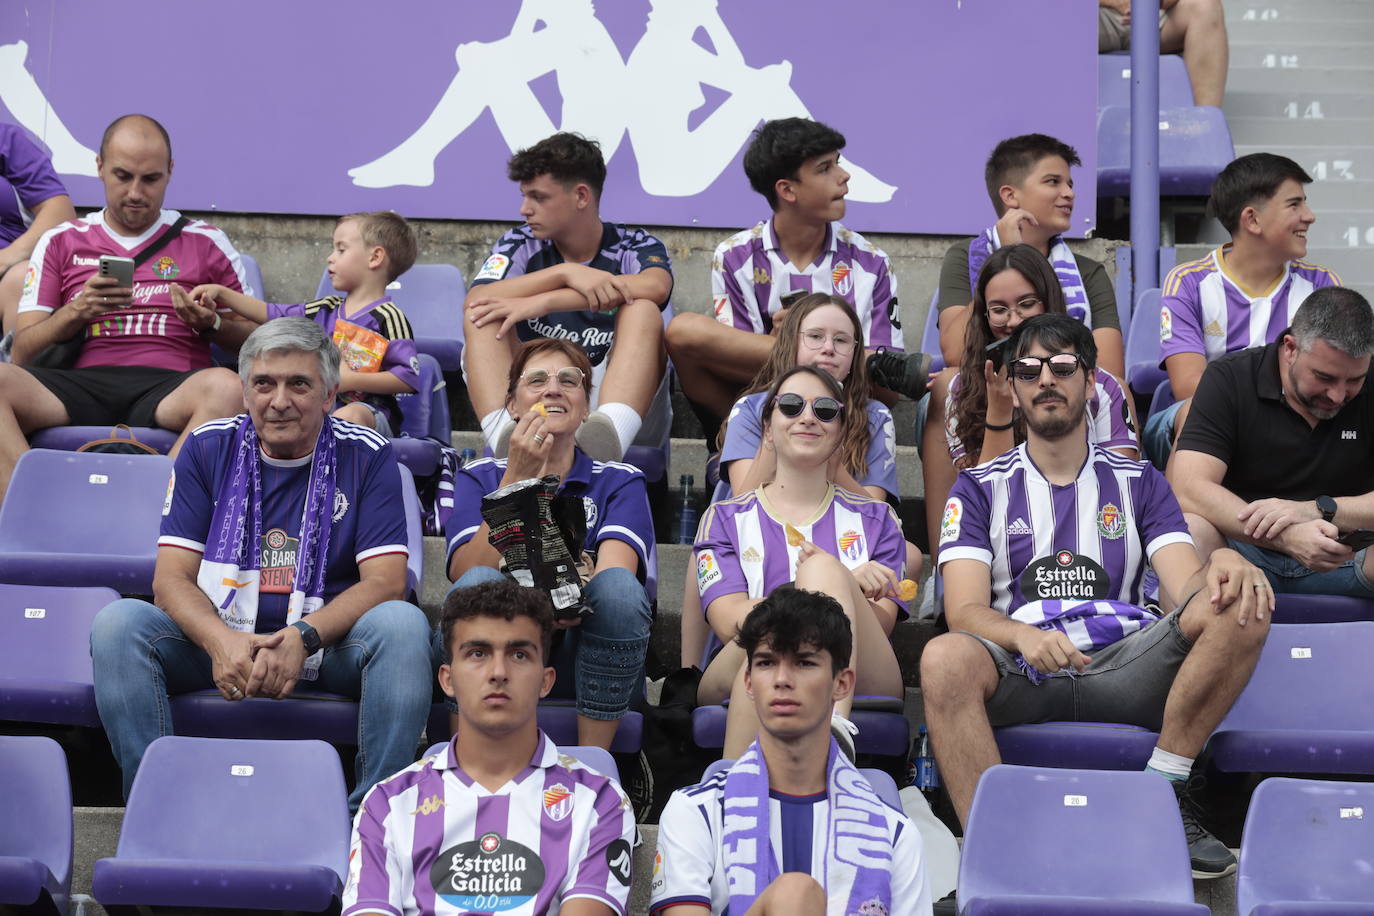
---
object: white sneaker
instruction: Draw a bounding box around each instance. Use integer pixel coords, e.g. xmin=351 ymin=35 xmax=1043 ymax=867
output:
xmin=831 ymin=713 xmax=858 ymax=762
xmin=491 ymin=419 xmax=517 ymax=458
xmin=575 ymin=410 xmax=624 ymax=462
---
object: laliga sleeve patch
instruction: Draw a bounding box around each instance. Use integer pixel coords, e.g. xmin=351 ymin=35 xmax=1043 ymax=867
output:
xmin=162 ymin=469 xmax=175 ymax=516
xmin=475 ymin=253 xmax=511 ymax=282
xmin=939 ymin=498 xmax=963 ymax=545
xmin=696 ymin=550 xmax=722 ymax=591
xmin=650 ymin=848 xmax=666 ymax=895
xmin=1159 ymin=306 xmax=1173 ymax=342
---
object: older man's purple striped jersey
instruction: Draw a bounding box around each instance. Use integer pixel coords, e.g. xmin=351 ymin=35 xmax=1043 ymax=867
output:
xmin=711 ymin=219 xmax=903 ymax=349
xmin=943 ymin=367 xmax=1137 ymax=464
xmin=694 ymin=485 xmax=908 ymax=616
xmin=343 ymin=733 xmax=635 ymax=916
xmin=1159 ymin=246 xmax=1340 ymax=364
xmin=938 ymin=444 xmax=1192 ymax=647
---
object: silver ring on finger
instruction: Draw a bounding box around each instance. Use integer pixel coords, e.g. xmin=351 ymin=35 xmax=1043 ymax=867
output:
xmin=1252 ymin=581 xmax=1268 ymax=590
xmin=533 ymin=435 xmax=545 ymax=444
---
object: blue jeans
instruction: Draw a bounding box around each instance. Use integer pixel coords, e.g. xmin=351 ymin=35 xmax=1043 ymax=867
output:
xmin=91 ymin=597 xmax=433 ymax=810
xmin=1227 ymin=539 xmax=1374 ymax=598
xmin=1142 ymin=400 xmax=1184 ymax=471
xmin=439 ymin=565 xmax=652 ymax=720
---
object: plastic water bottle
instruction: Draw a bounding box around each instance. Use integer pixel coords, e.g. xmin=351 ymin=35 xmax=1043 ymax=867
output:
xmin=914 ymin=725 xmax=940 ymax=796
xmin=458 ymin=447 xmax=477 ymax=467
xmin=675 ymin=474 xmax=698 ymax=545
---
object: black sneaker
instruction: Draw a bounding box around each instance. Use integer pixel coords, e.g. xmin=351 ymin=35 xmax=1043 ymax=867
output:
xmin=867 ymin=348 xmax=934 ymax=400
xmin=932 ymin=890 xmax=957 ymax=916
xmin=1171 ymin=777 xmax=1236 ymax=879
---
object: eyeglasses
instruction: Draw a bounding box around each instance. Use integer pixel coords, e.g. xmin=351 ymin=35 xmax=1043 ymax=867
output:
xmin=772 ymin=392 xmax=844 ymax=422
xmin=1008 ymin=353 xmax=1084 ymax=381
xmin=799 ymin=328 xmax=857 ymax=355
xmin=519 ymin=366 xmax=585 ymax=390
xmin=986 ymin=296 xmax=1045 ymax=324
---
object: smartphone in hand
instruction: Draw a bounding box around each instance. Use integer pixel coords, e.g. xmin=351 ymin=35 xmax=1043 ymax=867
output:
xmin=98 ymin=255 xmax=135 ymax=288
xmin=1336 ymin=528 xmax=1374 ymax=551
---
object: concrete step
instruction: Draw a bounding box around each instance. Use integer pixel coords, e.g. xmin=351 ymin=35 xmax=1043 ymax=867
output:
xmin=1229 ymin=40 xmax=1374 ymax=70
xmin=1234 ymin=144 xmax=1374 ymax=184
xmin=1226 ymin=116 xmax=1374 ymax=148
xmin=1228 ymin=17 xmax=1374 ymax=42
xmin=1223 ymin=90 xmax=1374 ymax=121
xmin=1227 ymin=67 xmax=1374 ymax=94
xmin=1303 ymin=178 xmax=1374 ymax=213
xmin=1226 ymin=0 xmax=1374 ymax=22
xmin=1287 ymin=210 xmax=1374 ymax=250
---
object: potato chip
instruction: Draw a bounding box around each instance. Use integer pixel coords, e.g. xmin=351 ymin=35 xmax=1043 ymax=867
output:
xmin=898 ymin=579 xmax=918 ymax=602
xmin=532 ymin=402 xmax=549 ymax=418
xmin=785 ymin=523 xmax=805 ymax=547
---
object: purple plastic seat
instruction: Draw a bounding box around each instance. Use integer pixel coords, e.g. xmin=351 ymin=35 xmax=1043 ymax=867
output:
xmin=958 ymin=765 xmax=1208 ymax=915
xmin=426 ymin=701 xmax=645 ymax=754
xmin=921 ymin=288 xmax=946 ymax=373
xmin=0 ymin=450 xmax=173 ymax=593
xmin=1209 ymin=622 xmax=1374 ymax=774
xmin=318 ymin=263 xmax=467 ymax=372
xmin=171 ymin=688 xmax=360 ymax=745
xmin=701 ymin=757 xmax=902 ymax=810
xmin=1271 ymin=594 xmax=1374 ymax=624
xmin=1237 ymin=777 xmax=1374 ymax=915
xmin=29 ymin=426 xmax=178 ymax=453
xmin=239 ymin=252 xmax=266 ymax=299
xmin=1098 ymin=53 xmax=1197 ymax=109
xmin=92 ymin=735 xmax=348 ymax=914
xmin=1125 ymin=288 xmax=1167 ymax=397
xmin=691 ymin=699 xmax=909 ymax=757
xmin=424 ymin=740 xmax=619 ymax=781
xmin=0 ymin=736 xmax=71 ymax=916
xmin=0 ymin=584 xmax=120 ymax=729
xmin=994 ymin=721 xmax=1159 ymax=770
xmin=1097 ymin=104 xmax=1235 ymax=197
xmin=390 ymin=352 xmax=451 ymax=477
xmin=396 ymin=463 xmax=424 ymax=599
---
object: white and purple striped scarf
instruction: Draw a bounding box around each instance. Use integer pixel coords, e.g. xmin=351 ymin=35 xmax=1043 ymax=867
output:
xmin=197 ymin=415 xmax=336 ymax=680
xmin=968 ymin=227 xmax=1092 ymax=328
xmin=1011 ymin=598 xmax=1160 ymax=684
xmin=722 ymin=737 xmax=893 ymax=916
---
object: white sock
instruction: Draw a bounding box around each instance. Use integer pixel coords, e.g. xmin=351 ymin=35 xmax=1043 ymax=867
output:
xmin=1145 ymin=746 xmax=1193 ymax=782
xmin=480 ymin=408 xmax=512 ymax=446
xmin=596 ymin=401 xmax=642 ymax=456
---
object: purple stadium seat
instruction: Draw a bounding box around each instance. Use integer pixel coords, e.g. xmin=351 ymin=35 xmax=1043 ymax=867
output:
xmin=691 ymin=700 xmax=909 ymax=758
xmin=958 ymin=765 xmax=1208 ymax=915
xmin=701 ymin=757 xmax=902 ymax=811
xmin=396 ymin=463 xmax=423 ymax=599
xmin=994 ymin=722 xmax=1158 ymax=770
xmin=921 ymin=288 xmax=946 ymax=373
xmin=424 ymin=740 xmax=620 ymax=781
xmin=318 ymin=263 xmax=467 ymax=372
xmin=92 ymin=736 xmax=348 ymax=914
xmin=1209 ymin=622 xmax=1374 ymax=774
xmin=1238 ymin=777 xmax=1374 ymax=915
xmin=0 ymin=584 xmax=120 ymax=729
xmin=171 ymin=688 xmax=360 ymax=745
xmin=426 ymin=701 xmax=645 ymax=755
xmin=1271 ymin=594 xmax=1374 ymax=624
xmin=0 ymin=736 xmax=71 ymax=916
xmin=1098 ymin=53 xmax=1197 ymax=110
xmin=1125 ymin=287 xmax=1166 ymax=397
xmin=239 ymin=252 xmax=265 ymax=300
xmin=1097 ymin=105 xmax=1235 ymax=197
xmin=0 ymin=450 xmax=172 ymax=593
xmin=391 ymin=353 xmax=451 ymax=477
xmin=29 ymin=426 xmax=178 ymax=453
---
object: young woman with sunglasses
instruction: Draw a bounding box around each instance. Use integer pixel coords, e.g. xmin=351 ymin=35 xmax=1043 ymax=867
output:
xmin=693 ymin=365 xmax=907 ymax=759
xmin=922 ymin=244 xmax=1138 ymax=556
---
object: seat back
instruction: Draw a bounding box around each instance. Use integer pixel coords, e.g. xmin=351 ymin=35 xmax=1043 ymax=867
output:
xmin=318 ymin=263 xmax=467 ymax=371
xmin=395 ymin=353 xmax=452 ymax=442
xmin=1237 ymin=777 xmax=1374 ymax=915
xmin=960 ymin=765 xmax=1196 ymax=905
xmin=1219 ymin=622 xmax=1374 ymax=732
xmin=238 ymin=253 xmax=266 ymax=299
xmin=1097 ymin=53 xmax=1196 ymax=109
xmin=118 ymin=736 xmax=348 ymax=875
xmin=1124 ymin=288 xmax=1165 ymax=395
xmin=700 ymin=758 xmax=899 ymax=809
xmin=397 ymin=464 xmax=424 ymax=597
xmin=920 ymin=289 xmax=946 ymax=372
xmin=0 ymin=735 xmax=72 ymax=901
xmin=423 ymin=741 xmax=619 ymax=782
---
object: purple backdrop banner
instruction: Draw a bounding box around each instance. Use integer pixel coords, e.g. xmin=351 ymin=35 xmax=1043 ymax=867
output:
xmin=0 ymin=0 xmax=1097 ymax=235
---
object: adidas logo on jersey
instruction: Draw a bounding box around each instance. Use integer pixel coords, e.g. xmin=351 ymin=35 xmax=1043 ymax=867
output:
xmin=1007 ymin=517 xmax=1033 ymax=536
xmin=1203 ymin=319 xmax=1224 ymax=336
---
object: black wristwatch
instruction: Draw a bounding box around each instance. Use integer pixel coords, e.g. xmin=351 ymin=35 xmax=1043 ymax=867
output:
xmin=1317 ymin=495 xmax=1338 ymax=524
xmin=291 ymin=620 xmax=322 ymax=655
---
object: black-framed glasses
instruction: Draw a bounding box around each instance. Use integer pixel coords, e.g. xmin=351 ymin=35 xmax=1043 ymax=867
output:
xmin=772 ymin=392 xmax=844 ymax=422
xmin=799 ymin=328 xmax=857 ymax=355
xmin=519 ymin=366 xmax=585 ymax=390
xmin=1008 ymin=353 xmax=1085 ymax=381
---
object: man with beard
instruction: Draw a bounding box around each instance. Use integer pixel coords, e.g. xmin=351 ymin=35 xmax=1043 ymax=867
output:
xmin=1172 ymin=287 xmax=1374 ymax=599
xmin=922 ymin=314 xmax=1271 ymax=900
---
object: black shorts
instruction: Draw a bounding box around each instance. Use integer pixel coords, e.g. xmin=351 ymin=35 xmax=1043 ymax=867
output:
xmin=26 ymin=365 xmax=203 ymax=428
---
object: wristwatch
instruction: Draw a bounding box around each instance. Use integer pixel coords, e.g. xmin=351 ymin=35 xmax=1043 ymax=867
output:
xmin=291 ymin=620 xmax=323 ymax=655
xmin=1317 ymin=495 xmax=1338 ymax=524
xmin=199 ymin=312 xmax=222 ymax=338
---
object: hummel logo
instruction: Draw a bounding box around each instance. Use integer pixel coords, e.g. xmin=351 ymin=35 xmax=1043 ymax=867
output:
xmin=1007 ymin=517 xmax=1033 ymax=536
xmin=1342 ymin=430 xmax=1358 ymax=440
xmin=72 ymin=255 xmax=100 ymax=267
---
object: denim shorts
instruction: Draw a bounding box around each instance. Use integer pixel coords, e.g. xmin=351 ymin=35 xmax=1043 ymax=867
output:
xmin=1142 ymin=400 xmax=1184 ymax=471
xmin=1227 ymin=539 xmax=1374 ymax=598
xmin=966 ymin=610 xmax=1193 ymax=732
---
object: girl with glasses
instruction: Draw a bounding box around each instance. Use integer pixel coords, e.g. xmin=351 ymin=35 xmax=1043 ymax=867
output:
xmin=694 ymin=365 xmax=908 ymax=759
xmin=922 ymin=244 xmax=1139 ymax=558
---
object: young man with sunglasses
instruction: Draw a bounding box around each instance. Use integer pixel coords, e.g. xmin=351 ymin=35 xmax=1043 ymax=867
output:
xmin=922 ymin=314 xmax=1271 ymax=896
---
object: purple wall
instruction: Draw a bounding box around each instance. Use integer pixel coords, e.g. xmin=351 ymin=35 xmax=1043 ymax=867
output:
xmin=0 ymin=0 xmax=1098 ymax=235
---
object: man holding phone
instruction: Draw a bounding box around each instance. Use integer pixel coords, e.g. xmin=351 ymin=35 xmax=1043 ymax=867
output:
xmin=0 ymin=113 xmax=255 ymax=498
xmin=1172 ymin=287 xmax=1374 ymax=600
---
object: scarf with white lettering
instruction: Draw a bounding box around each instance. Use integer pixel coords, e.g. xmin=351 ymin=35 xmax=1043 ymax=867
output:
xmin=722 ymin=737 xmax=893 ymax=916
xmin=968 ymin=227 xmax=1092 ymax=328
xmin=197 ymin=414 xmax=336 ymax=679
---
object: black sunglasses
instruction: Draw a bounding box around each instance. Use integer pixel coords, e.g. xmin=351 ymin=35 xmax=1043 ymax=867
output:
xmin=773 ymin=392 xmax=844 ymax=422
xmin=1009 ymin=354 xmax=1084 ymax=382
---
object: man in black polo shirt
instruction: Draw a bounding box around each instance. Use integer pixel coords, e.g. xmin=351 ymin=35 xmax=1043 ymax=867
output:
xmin=1172 ymin=287 xmax=1374 ymax=597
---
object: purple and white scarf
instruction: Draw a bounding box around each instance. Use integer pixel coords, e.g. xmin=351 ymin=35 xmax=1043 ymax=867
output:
xmin=722 ymin=737 xmax=894 ymax=916
xmin=197 ymin=414 xmax=337 ymax=680
xmin=968 ymin=227 xmax=1092 ymax=328
xmin=1011 ymin=598 xmax=1159 ymax=684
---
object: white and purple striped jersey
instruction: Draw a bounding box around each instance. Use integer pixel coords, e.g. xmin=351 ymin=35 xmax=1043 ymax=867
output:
xmin=649 ymin=768 xmax=930 ymax=916
xmin=694 ymin=485 xmax=908 ymax=616
xmin=939 ymin=444 xmax=1192 ymax=619
xmin=343 ymin=732 xmax=635 ymax=916
xmin=711 ymin=220 xmax=903 ymax=350
xmin=944 ymin=367 xmax=1137 ymax=464
xmin=1159 ymin=246 xmax=1340 ymax=365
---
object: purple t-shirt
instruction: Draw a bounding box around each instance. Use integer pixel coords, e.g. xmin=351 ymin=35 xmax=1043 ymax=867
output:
xmin=159 ymin=416 xmax=409 ymax=633
xmin=446 ymin=451 xmax=656 ymax=600
xmin=0 ymin=124 xmax=67 ymax=246
xmin=694 ymin=484 xmax=908 ymax=617
xmin=721 ymin=391 xmax=899 ymax=499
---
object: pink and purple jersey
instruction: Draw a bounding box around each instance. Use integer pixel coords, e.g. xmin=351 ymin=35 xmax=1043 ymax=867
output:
xmin=0 ymin=124 xmax=67 ymax=246
xmin=18 ymin=208 xmax=254 ymax=372
xmin=694 ymin=485 xmax=908 ymax=616
xmin=1159 ymin=246 xmax=1340 ymax=364
xmin=944 ymin=367 xmax=1137 ymax=464
xmin=722 ymin=392 xmax=899 ymax=499
xmin=711 ymin=220 xmax=903 ymax=350
xmin=938 ymin=444 xmax=1193 ymax=647
xmin=343 ymin=732 xmax=635 ymax=916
